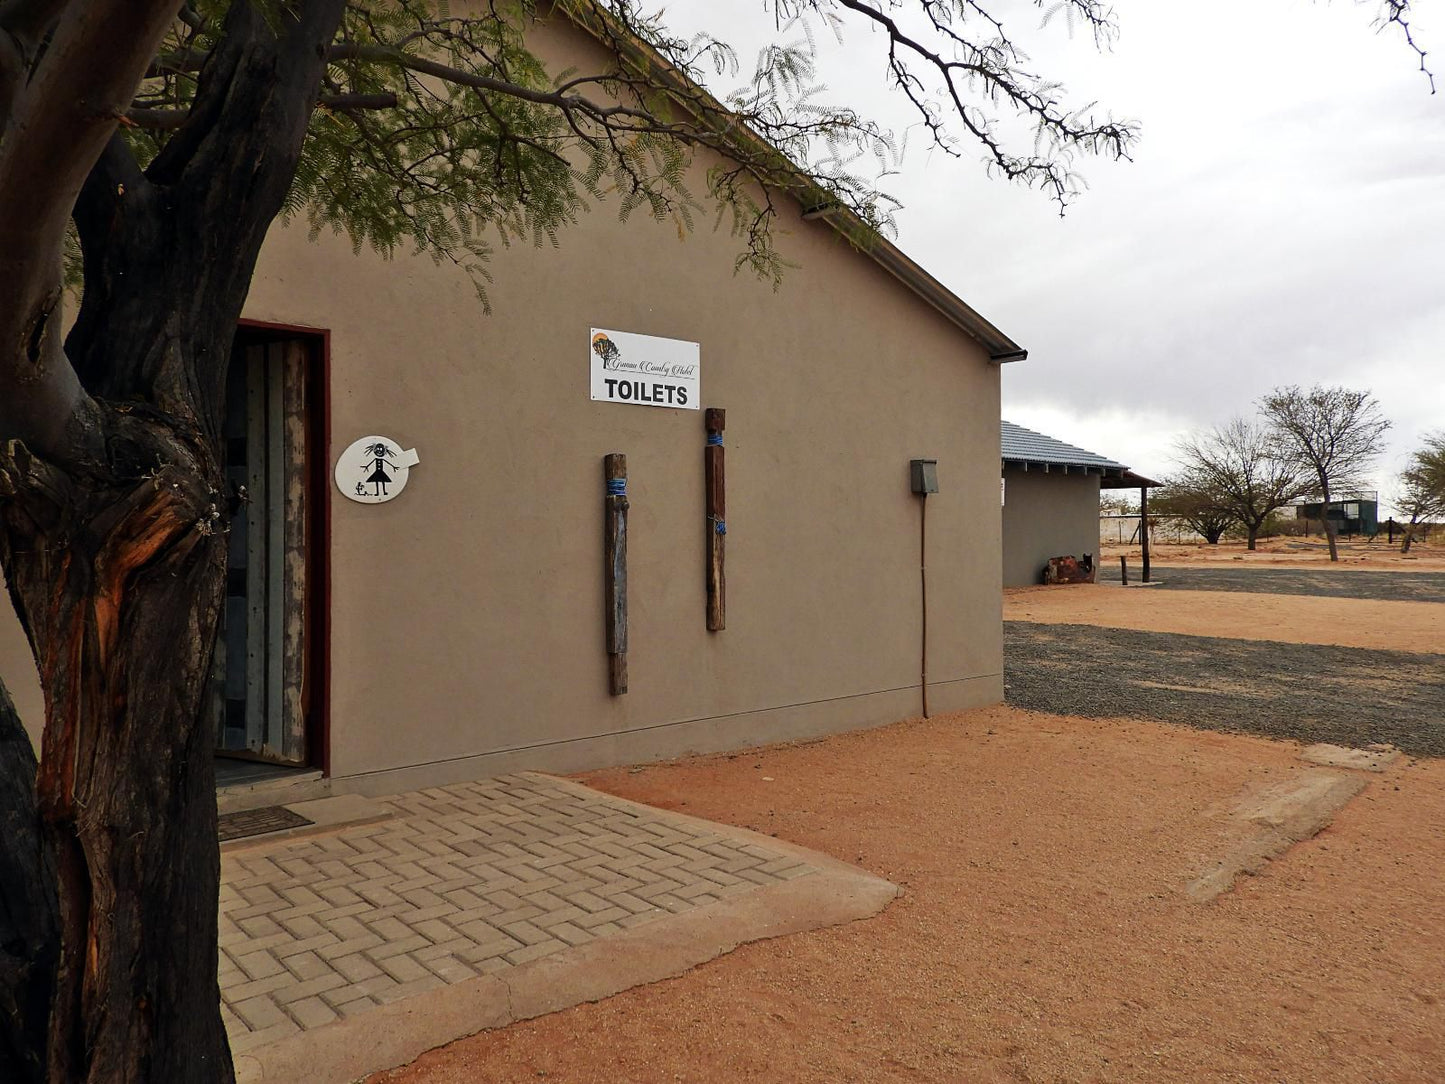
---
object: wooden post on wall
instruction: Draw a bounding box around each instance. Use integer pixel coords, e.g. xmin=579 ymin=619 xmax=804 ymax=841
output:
xmin=603 ymin=453 xmax=629 ymax=695
xmin=704 ymin=408 xmax=726 ymax=631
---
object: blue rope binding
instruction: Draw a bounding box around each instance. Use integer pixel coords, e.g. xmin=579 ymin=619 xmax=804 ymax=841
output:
xmin=706 ymin=432 xmax=724 ymax=446
xmin=606 ymin=477 xmax=626 ymax=497
xmin=710 ymin=515 xmax=727 ymax=535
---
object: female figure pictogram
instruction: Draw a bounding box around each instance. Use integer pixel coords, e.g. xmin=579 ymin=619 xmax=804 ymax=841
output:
xmin=361 ymin=441 xmax=397 ymax=497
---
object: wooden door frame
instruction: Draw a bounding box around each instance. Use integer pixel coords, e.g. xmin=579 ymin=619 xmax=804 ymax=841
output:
xmin=235 ymin=319 xmax=331 ymax=775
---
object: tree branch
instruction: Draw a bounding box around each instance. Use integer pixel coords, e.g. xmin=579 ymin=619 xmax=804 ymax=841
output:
xmin=0 ymin=0 xmax=73 ymax=176
xmin=0 ymin=0 xmax=179 ymax=466
xmin=127 ymin=91 xmax=398 ymax=129
xmin=0 ymin=0 xmax=68 ymax=48
xmin=67 ymin=0 xmax=347 ymax=425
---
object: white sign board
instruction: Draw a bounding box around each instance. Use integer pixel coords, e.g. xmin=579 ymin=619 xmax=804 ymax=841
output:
xmin=589 ymin=328 xmax=700 ymax=410
xmin=336 ymin=435 xmax=420 ymax=504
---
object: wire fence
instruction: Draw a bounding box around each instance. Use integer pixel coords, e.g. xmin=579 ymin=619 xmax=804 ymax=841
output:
xmin=1098 ymin=514 xmax=1204 ymax=546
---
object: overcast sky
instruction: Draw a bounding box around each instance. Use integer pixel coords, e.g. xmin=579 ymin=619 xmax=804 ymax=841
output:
xmin=660 ymin=0 xmax=1444 ymax=512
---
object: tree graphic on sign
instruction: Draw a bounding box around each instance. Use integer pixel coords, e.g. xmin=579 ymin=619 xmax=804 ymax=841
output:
xmin=591 ymin=332 xmax=621 ymax=370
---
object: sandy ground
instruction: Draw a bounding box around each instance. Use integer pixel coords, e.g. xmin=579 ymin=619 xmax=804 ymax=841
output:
xmin=373 ymin=575 xmax=1445 ymax=1084
xmin=373 ymin=706 xmax=1445 ymax=1084
xmin=1005 ymin=583 xmax=1443 ymax=654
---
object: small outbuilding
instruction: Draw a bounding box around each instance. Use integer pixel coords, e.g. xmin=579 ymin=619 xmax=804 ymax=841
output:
xmin=1001 ymin=421 xmax=1156 ymax=587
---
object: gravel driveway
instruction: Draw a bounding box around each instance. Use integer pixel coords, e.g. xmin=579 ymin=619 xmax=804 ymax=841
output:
xmin=1097 ymin=564 xmax=1445 ymax=602
xmin=1005 ymin=621 xmax=1445 ymax=756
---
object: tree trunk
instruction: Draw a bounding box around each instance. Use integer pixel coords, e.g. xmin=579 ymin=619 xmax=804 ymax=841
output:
xmin=1402 ymin=515 xmax=1419 ymax=555
xmin=0 ymin=4 xmax=346 ymax=1077
xmin=1320 ymin=480 xmax=1338 ymax=561
xmin=0 ymin=675 xmax=57 ymax=1084
xmin=1246 ymin=525 xmax=1258 ymax=551
xmin=0 ymin=412 xmax=232 ymax=1084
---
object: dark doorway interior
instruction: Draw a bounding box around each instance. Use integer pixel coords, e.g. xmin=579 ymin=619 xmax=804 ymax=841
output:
xmin=214 ymin=328 xmax=326 ymax=768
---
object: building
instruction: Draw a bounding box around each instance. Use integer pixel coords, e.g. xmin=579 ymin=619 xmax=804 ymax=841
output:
xmin=1295 ymin=495 xmax=1379 ymax=537
xmin=0 ymin=9 xmax=1027 ymax=799
xmin=1001 ymin=421 xmax=1155 ymax=587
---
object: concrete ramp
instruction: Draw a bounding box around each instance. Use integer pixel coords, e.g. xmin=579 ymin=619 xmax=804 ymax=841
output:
xmin=225 ymin=772 xmax=896 ymax=1083
xmin=1187 ymin=768 xmax=1367 ymax=903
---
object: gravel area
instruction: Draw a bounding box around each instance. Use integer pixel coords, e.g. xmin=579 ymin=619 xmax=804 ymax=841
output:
xmin=1005 ymin=620 xmax=1445 ymax=756
xmin=1097 ymin=564 xmax=1445 ymax=602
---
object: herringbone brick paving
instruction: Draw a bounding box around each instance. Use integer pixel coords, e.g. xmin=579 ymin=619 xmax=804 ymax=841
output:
xmin=219 ymin=773 xmax=817 ymax=1054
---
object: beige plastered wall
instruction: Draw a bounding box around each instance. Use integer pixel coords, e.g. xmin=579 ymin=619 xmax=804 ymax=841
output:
xmin=0 ymin=11 xmax=1007 ymax=789
xmin=1001 ymin=468 xmax=1102 ymax=587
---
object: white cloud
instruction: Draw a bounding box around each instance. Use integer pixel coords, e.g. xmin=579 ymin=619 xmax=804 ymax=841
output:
xmin=661 ymin=0 xmax=1444 ymax=507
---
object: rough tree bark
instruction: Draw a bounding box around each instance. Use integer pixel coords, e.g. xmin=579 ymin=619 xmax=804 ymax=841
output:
xmin=0 ymin=2 xmax=346 ymax=1079
xmin=0 ymin=432 xmax=230 ymax=1083
xmin=0 ymin=676 xmax=57 ymax=1084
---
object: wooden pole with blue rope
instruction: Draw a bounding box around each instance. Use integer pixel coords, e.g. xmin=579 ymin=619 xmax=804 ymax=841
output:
xmin=604 ymin=452 xmax=628 ymax=694
xmin=705 ymin=408 xmax=726 ymax=631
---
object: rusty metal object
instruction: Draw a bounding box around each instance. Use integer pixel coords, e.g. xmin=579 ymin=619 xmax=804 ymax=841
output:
xmin=1043 ymin=554 xmax=1096 ymax=585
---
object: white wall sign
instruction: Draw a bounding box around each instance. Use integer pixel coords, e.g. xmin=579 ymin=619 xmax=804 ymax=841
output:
xmin=336 ymin=435 xmax=420 ymax=504
xmin=589 ymin=327 xmax=700 ymax=410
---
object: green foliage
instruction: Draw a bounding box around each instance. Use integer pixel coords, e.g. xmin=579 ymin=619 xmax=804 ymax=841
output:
xmin=295 ymin=2 xmax=583 ymax=309
xmin=1398 ymin=432 xmax=1445 ymax=525
xmin=1151 ymin=479 xmax=1233 ymax=544
xmin=109 ymin=0 xmax=910 ymax=302
xmin=1098 ymin=492 xmax=1136 ymax=516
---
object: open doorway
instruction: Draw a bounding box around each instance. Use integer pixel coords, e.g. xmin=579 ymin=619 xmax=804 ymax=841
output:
xmin=214 ymin=325 xmax=327 ymax=771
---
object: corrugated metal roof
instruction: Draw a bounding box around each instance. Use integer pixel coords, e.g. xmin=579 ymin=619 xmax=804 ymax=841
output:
xmin=1000 ymin=421 xmax=1128 ymax=473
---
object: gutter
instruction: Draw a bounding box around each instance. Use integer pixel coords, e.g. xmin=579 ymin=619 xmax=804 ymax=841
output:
xmin=855 ymin=223 xmax=1028 ymax=362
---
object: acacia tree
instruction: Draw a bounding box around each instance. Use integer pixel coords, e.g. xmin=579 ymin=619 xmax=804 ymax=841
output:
xmin=1260 ymin=386 xmax=1392 ymax=561
xmin=1174 ymin=418 xmax=1310 ymax=550
xmin=1397 ymin=432 xmax=1445 ymax=553
xmin=0 ymin=1 xmax=1428 ymax=1081
xmin=1152 ymin=475 xmax=1233 ymax=544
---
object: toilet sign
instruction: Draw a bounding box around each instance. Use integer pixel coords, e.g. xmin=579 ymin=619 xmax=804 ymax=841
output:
xmin=336 ymin=435 xmax=420 ymax=504
xmin=589 ymin=328 xmax=700 ymax=409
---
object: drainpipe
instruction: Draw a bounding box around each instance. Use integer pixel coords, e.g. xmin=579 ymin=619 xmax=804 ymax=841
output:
xmin=909 ymin=460 xmax=939 ymax=717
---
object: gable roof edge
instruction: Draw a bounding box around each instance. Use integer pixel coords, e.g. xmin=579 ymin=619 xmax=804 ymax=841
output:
xmin=556 ymin=2 xmax=1027 ymax=363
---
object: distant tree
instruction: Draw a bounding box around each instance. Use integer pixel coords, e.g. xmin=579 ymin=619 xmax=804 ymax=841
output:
xmin=1397 ymin=433 xmax=1445 ymax=554
xmin=1259 ymin=386 xmax=1391 ymax=561
xmin=1173 ymin=418 xmax=1311 ymax=551
xmin=1099 ymin=492 xmax=1137 ymax=517
xmin=1151 ymin=475 xmax=1232 ymax=544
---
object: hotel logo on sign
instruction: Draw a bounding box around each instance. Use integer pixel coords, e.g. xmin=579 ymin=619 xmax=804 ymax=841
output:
xmin=589 ymin=327 xmax=700 ymax=410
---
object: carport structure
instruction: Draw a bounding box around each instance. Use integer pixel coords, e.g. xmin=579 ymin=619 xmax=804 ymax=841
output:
xmin=1001 ymin=421 xmax=1159 ymax=586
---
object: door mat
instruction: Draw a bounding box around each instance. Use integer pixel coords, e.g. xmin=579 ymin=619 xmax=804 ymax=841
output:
xmin=218 ymin=805 xmax=313 ymax=842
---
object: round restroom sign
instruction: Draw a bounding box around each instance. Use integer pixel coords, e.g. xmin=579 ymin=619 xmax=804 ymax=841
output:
xmin=336 ymin=435 xmax=420 ymax=504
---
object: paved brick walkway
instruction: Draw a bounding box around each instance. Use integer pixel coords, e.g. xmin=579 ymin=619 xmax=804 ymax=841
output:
xmin=219 ymin=773 xmax=818 ymax=1055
